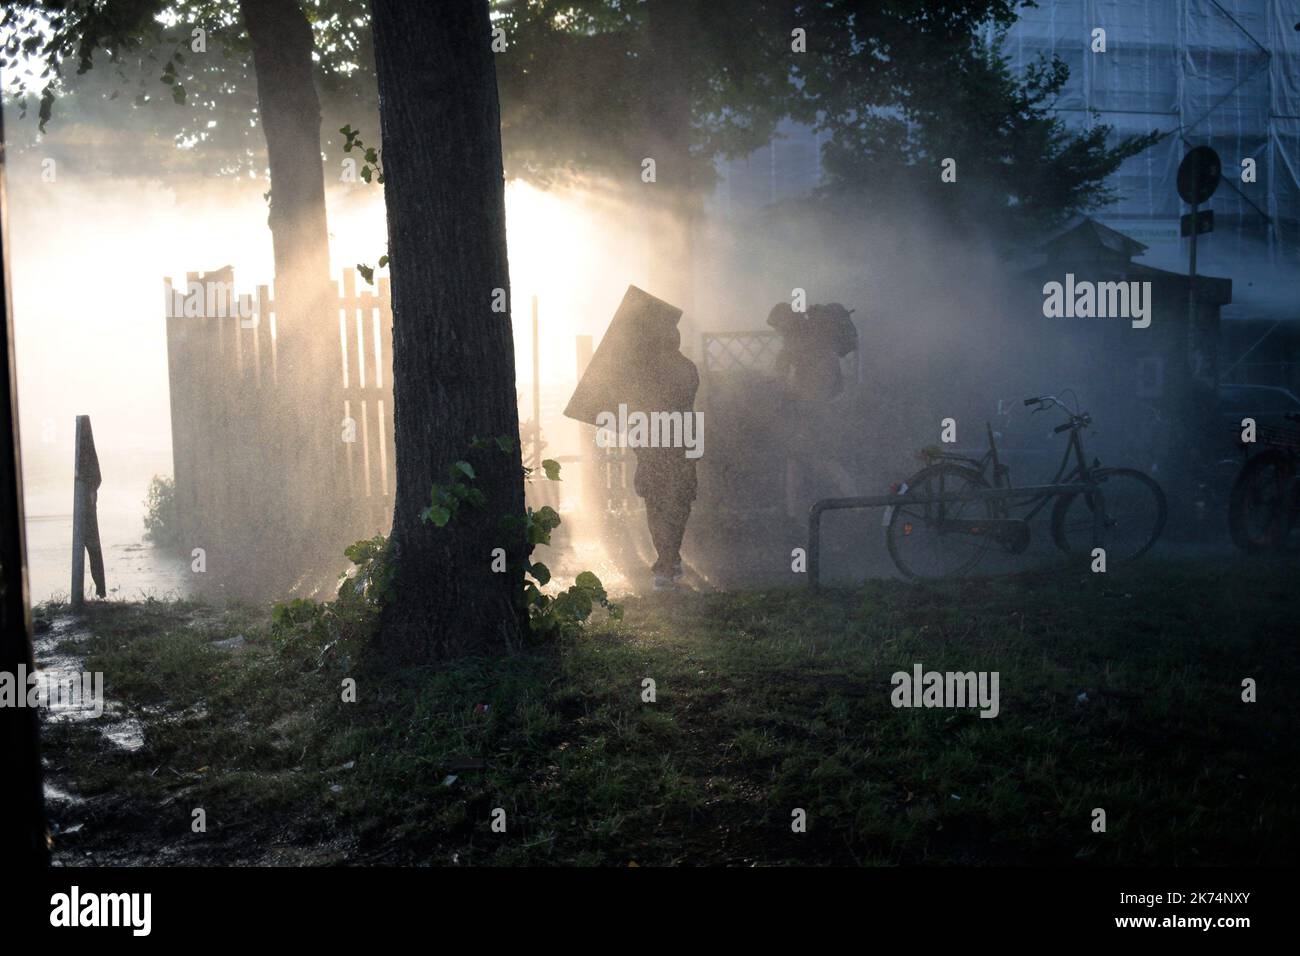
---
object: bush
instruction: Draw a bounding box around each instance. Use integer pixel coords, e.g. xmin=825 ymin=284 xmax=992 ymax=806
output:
xmin=142 ymin=475 xmax=181 ymax=548
xmin=269 ymin=535 xmax=391 ymax=671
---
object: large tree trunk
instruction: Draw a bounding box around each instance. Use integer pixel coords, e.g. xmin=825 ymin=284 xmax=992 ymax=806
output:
xmin=370 ymin=0 xmax=527 ymax=661
xmin=238 ymin=0 xmax=339 ymax=571
xmin=0 ymin=107 xmax=48 ymax=867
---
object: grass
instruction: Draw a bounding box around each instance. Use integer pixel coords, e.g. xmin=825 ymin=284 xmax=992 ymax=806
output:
xmin=36 ymin=557 xmax=1300 ymax=866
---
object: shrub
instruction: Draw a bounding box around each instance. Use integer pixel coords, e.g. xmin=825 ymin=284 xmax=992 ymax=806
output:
xmin=142 ymin=475 xmax=181 ymax=548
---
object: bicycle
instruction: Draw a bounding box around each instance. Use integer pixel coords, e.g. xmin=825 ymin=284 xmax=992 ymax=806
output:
xmin=884 ymin=394 xmax=1167 ymax=579
xmin=1227 ymin=413 xmax=1300 ymax=552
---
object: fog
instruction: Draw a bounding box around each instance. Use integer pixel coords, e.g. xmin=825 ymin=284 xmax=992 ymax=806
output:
xmin=7 ymin=63 xmax=1286 ymax=602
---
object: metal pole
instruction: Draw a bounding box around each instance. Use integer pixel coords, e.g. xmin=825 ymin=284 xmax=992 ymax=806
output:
xmin=1187 ymin=200 xmax=1199 ymax=374
xmin=807 ymin=483 xmax=1100 ymax=589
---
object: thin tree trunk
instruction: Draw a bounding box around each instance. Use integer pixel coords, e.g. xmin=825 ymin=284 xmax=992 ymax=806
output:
xmin=238 ymin=0 xmax=339 ymax=560
xmin=238 ymin=0 xmax=332 ymax=313
xmin=371 ymin=0 xmax=526 ymax=661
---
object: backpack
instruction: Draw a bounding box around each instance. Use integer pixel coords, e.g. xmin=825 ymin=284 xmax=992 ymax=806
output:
xmin=810 ymin=304 xmax=858 ymax=358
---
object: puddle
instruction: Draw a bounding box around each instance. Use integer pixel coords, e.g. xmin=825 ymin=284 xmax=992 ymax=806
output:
xmin=32 ymin=615 xmax=147 ymax=752
xmin=23 ymin=482 xmax=192 ymax=605
xmin=43 ymin=781 xmax=86 ymax=806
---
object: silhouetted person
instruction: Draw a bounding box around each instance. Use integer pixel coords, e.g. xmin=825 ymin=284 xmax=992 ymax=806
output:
xmin=767 ymin=302 xmax=857 ymax=401
xmin=767 ymin=302 xmax=860 ymax=516
xmin=628 ymin=320 xmax=699 ymax=589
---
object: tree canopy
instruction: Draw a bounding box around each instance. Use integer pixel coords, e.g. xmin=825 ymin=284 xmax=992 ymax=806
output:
xmin=4 ymin=0 xmax=1162 ymax=242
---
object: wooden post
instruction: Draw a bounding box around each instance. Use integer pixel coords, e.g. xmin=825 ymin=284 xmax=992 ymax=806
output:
xmin=70 ymin=415 xmax=105 ymax=611
xmin=70 ymin=437 xmax=85 ymax=611
xmin=575 ymin=334 xmax=599 ymax=511
xmin=532 ymin=295 xmax=541 ymax=469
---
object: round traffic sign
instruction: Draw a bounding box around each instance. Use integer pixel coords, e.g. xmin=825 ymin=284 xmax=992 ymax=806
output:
xmin=1177 ymin=146 xmax=1221 ymax=205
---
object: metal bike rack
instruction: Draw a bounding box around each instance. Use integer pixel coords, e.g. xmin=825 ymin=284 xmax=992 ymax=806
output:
xmin=807 ymin=482 xmax=1105 ymax=589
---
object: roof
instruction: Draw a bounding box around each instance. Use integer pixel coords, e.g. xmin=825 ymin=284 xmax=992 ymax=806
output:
xmin=1042 ymin=217 xmax=1150 ymax=262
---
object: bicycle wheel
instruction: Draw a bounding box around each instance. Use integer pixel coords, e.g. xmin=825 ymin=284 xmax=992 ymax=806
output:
xmin=1050 ymin=467 xmax=1166 ymax=562
xmin=1228 ymin=450 xmax=1297 ymax=552
xmin=885 ymin=464 xmax=993 ymax=579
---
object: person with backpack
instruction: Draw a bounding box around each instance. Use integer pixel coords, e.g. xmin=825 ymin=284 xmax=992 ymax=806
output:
xmin=767 ymin=301 xmax=858 ymax=402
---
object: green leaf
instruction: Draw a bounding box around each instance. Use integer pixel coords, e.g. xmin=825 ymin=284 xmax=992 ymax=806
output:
xmin=566 ymin=588 xmax=594 ymax=619
xmin=542 ymin=459 xmax=561 ymax=481
xmin=451 ymin=460 xmax=475 ymax=480
xmin=357 ymin=263 xmax=374 ymax=284
xmin=529 ymin=561 xmax=550 ymax=586
xmin=575 ymin=571 xmax=602 ymax=591
xmin=425 ymin=505 xmax=452 ymax=527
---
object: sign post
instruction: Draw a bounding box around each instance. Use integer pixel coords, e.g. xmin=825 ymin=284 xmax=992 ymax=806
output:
xmin=1176 ymin=146 xmax=1221 ymax=379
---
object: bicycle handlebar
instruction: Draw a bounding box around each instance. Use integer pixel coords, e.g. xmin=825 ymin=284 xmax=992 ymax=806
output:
xmin=1025 ymin=395 xmax=1092 ymax=431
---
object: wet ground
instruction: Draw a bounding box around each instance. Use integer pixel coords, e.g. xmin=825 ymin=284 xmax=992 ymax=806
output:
xmin=25 ymin=483 xmax=191 ymax=604
xmin=33 ymin=616 xmax=141 ymax=865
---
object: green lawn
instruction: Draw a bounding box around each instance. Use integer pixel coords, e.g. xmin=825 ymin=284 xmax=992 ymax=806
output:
xmin=36 ymin=557 xmax=1300 ymax=865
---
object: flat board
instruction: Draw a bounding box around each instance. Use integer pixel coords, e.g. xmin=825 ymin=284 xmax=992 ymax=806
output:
xmin=563 ymin=285 xmax=684 ymax=426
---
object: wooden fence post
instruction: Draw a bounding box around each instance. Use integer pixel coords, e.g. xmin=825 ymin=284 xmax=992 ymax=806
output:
xmin=70 ymin=415 xmax=105 ymax=611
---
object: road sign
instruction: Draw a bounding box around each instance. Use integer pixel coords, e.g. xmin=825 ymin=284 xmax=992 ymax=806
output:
xmin=1177 ymin=146 xmax=1221 ymax=205
xmin=1180 ymin=209 xmax=1215 ymax=237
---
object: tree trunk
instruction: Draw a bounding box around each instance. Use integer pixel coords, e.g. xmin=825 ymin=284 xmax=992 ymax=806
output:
xmin=238 ymin=0 xmax=339 ymax=562
xmin=370 ymin=0 xmax=527 ymax=661
xmin=0 ymin=106 xmax=49 ymax=867
xmin=238 ymin=0 xmax=332 ymax=314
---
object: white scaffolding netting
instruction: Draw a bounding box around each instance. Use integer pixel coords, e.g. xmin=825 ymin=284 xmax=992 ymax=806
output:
xmin=1004 ymin=0 xmax=1300 ymax=310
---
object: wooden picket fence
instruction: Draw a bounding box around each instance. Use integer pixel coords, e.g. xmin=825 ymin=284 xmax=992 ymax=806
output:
xmin=164 ymin=268 xmax=395 ymax=572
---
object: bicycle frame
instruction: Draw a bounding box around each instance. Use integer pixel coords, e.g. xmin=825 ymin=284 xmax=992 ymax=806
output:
xmin=929 ymin=420 xmax=1098 ymax=521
